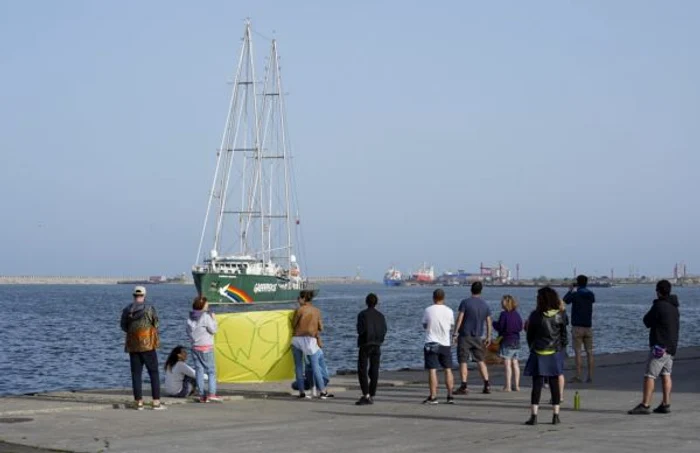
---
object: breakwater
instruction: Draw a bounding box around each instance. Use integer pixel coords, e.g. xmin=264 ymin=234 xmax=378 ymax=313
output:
xmin=0 ymin=276 xmax=378 ymax=285
xmin=0 ymin=276 xmax=132 ymax=285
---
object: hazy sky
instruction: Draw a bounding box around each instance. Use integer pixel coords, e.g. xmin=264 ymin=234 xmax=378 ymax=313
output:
xmin=1 ymin=1 xmax=698 ymax=279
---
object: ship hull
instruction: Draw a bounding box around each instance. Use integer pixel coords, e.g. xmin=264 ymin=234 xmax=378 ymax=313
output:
xmin=383 ymin=278 xmax=402 ymax=287
xmin=193 ymin=271 xmax=318 ymax=305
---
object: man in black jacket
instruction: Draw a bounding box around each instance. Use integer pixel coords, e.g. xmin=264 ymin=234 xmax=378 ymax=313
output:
xmin=564 ymin=274 xmax=596 ymax=383
xmin=628 ymin=280 xmax=680 ymax=415
xmin=356 ymin=293 xmax=387 ymax=405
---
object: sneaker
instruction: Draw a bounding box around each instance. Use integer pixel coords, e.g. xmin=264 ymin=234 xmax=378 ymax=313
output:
xmin=151 ymin=403 xmax=166 ymax=411
xmin=653 ymin=404 xmax=671 ymax=414
xmin=628 ymin=403 xmax=651 ymax=415
xmin=552 ymin=414 xmax=561 ymax=425
xmin=368 ymin=395 xmax=375 ymax=404
xmin=355 ymin=396 xmax=372 ymax=406
xmin=568 ymin=376 xmax=582 ymax=384
xmin=482 ymin=383 xmax=491 ymax=394
xmin=207 ymin=395 xmax=223 ymax=403
xmin=319 ymin=391 xmax=334 ymax=400
xmin=525 ymin=414 xmax=538 ymax=425
xmin=422 ymin=396 xmax=438 ymax=405
xmin=446 ymin=395 xmax=455 ymax=404
xmin=297 ymin=392 xmax=310 ymax=399
xmin=134 ymin=402 xmax=144 ymax=411
xmin=197 ymin=396 xmax=208 ymax=403
xmin=454 ymin=385 xmax=469 ymax=395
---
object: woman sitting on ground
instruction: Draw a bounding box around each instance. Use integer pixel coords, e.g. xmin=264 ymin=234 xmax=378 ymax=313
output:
xmin=164 ymin=346 xmax=197 ymax=398
xmin=524 ymin=286 xmax=568 ymax=426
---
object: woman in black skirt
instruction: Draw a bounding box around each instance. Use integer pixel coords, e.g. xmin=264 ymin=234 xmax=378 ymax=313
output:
xmin=524 ymin=286 xmax=568 ymax=425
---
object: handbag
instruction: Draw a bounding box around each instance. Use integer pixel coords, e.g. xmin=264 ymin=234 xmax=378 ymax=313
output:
xmin=487 ymin=336 xmax=502 ymax=353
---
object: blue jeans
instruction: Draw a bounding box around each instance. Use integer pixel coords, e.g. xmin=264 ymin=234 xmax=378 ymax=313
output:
xmin=192 ymin=349 xmax=216 ymax=397
xmin=291 ymin=350 xmax=330 ymax=391
xmin=174 ymin=376 xmax=196 ymax=398
xmin=292 ymin=346 xmax=326 ymax=393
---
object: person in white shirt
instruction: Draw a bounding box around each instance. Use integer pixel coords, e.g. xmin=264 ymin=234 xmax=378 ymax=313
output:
xmin=164 ymin=346 xmax=197 ymax=397
xmin=421 ymin=289 xmax=455 ymax=404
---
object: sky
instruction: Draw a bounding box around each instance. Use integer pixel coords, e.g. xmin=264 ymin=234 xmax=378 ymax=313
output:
xmin=1 ymin=0 xmax=698 ymax=280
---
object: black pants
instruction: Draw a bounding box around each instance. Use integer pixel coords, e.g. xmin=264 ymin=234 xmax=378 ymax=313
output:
xmin=358 ymin=345 xmax=381 ymax=397
xmin=531 ymin=375 xmax=560 ymax=405
xmin=129 ymin=350 xmax=160 ymax=400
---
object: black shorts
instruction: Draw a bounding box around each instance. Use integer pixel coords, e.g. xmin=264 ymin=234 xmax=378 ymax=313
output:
xmin=424 ymin=342 xmax=453 ymax=370
xmin=457 ymin=335 xmax=486 ymax=363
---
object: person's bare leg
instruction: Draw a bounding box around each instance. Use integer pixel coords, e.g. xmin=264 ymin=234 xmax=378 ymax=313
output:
xmin=513 ymin=359 xmax=521 ymax=391
xmin=445 ymin=368 xmax=454 ymax=395
xmin=642 ymin=377 xmax=655 ymax=406
xmin=429 ymin=369 xmax=438 ymax=398
xmin=503 ymin=359 xmax=512 ymax=391
xmin=559 ymin=374 xmax=565 ymax=401
xmin=460 ymin=362 xmax=468 ymax=384
xmin=478 ymin=361 xmax=489 ymax=381
xmin=661 ymin=374 xmax=672 ymax=406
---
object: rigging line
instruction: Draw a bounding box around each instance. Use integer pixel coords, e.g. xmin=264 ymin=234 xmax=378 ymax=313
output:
xmin=252 ymin=28 xmax=274 ymax=42
xmin=284 ymin=113 xmax=311 ymax=277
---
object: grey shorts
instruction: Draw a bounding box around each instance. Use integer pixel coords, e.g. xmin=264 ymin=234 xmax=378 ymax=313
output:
xmin=457 ymin=336 xmax=485 ymax=363
xmin=644 ymin=349 xmax=673 ymax=379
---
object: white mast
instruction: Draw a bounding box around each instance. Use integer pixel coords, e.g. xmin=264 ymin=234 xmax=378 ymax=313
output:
xmin=195 ymin=20 xmax=264 ymax=263
xmin=273 ymin=39 xmax=295 ymax=274
xmin=195 ymin=21 xmax=249 ymax=263
xmin=259 ymin=38 xmax=294 ymax=272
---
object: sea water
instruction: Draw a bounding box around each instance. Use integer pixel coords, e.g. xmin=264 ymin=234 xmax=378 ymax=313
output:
xmin=1 ymin=283 xmax=698 ymax=396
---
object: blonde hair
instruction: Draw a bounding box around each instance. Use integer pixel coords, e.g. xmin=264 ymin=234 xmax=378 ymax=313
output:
xmin=501 ymin=295 xmax=518 ymax=312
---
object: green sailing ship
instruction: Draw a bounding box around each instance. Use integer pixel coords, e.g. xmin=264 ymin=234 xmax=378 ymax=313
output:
xmin=192 ymin=21 xmax=317 ymax=305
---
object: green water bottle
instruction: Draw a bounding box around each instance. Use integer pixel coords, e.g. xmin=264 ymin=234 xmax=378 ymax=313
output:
xmin=574 ymin=391 xmax=581 ymax=410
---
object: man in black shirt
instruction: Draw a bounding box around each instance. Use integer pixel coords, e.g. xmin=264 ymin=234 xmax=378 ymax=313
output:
xmin=356 ymin=293 xmax=388 ymax=405
xmin=629 ymin=280 xmax=680 ymax=415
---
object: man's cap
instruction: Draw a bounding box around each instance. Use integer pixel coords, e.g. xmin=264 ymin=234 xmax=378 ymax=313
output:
xmin=133 ymin=286 xmax=147 ymax=297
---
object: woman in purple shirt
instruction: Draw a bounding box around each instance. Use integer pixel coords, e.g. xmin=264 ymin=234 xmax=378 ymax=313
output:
xmin=493 ymin=295 xmax=524 ymax=391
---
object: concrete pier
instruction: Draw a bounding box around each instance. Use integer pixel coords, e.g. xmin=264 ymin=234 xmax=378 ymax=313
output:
xmin=1 ymin=347 xmax=699 ymax=453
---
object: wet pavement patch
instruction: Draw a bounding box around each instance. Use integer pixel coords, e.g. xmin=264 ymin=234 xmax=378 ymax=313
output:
xmin=0 ymin=417 xmax=33 ymax=423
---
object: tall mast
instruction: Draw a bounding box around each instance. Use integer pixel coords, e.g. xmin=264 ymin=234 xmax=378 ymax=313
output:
xmin=195 ymin=20 xmax=249 ymax=263
xmin=273 ymin=39 xmax=295 ymax=273
xmin=195 ymin=19 xmax=264 ymax=263
xmin=259 ymin=38 xmax=294 ymax=270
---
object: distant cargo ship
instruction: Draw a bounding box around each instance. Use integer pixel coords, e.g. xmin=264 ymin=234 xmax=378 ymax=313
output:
xmin=409 ymin=263 xmax=435 ymax=284
xmin=117 ymin=274 xmax=187 ymax=285
xmin=383 ymin=267 xmax=403 ymax=287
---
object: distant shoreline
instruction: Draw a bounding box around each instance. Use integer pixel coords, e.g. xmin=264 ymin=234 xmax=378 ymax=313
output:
xmin=0 ymin=276 xmax=380 ymax=285
xmin=2 ymin=276 xmax=696 ymax=287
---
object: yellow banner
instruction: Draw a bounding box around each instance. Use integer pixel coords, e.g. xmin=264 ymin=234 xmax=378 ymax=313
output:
xmin=214 ymin=310 xmax=295 ymax=383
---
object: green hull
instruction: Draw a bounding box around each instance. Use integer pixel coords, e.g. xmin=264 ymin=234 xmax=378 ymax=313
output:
xmin=192 ymin=271 xmax=318 ymax=305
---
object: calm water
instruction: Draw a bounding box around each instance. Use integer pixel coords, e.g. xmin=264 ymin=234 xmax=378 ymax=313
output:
xmin=1 ymin=283 xmax=698 ymax=396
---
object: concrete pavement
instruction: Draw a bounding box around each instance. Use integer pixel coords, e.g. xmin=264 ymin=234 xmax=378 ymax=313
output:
xmin=1 ymin=347 xmax=699 ymax=453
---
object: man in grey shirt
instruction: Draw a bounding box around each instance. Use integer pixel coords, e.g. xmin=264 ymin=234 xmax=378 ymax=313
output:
xmin=452 ymin=281 xmax=492 ymax=395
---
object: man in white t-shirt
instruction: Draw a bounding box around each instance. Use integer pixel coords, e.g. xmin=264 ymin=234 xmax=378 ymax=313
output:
xmin=421 ymin=288 xmax=455 ymax=404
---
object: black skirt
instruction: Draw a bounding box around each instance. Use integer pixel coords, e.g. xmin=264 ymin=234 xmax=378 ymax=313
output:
xmin=523 ymin=351 xmax=564 ymax=377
